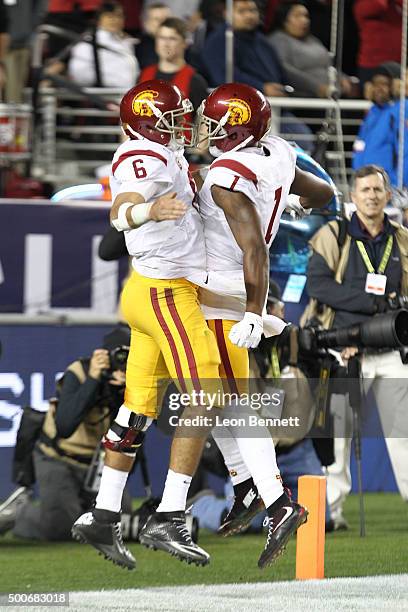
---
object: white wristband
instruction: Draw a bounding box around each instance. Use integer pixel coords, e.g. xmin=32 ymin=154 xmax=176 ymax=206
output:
xmin=130 ymin=201 xmax=153 ymax=226
xmin=111 ymin=201 xmax=152 ymax=231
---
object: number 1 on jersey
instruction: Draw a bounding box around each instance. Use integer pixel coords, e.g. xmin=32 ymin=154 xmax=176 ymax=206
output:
xmin=265 ymin=186 xmax=282 ymax=243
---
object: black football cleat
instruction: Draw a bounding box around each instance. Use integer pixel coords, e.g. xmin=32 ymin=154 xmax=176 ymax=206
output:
xmin=139 ymin=511 xmax=210 ymax=566
xmin=218 ymin=485 xmax=265 ymax=537
xmin=71 ymin=509 xmax=136 ymax=570
xmin=258 ymin=499 xmax=308 ymax=569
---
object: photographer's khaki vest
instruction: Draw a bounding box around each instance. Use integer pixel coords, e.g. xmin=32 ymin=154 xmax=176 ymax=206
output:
xmin=301 ymin=219 xmax=408 ymax=329
xmin=38 ymin=361 xmax=112 ymax=468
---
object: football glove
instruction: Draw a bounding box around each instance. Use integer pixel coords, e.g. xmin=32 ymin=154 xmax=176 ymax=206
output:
xmin=229 ymin=312 xmax=263 ymax=349
xmin=285 ymin=194 xmax=312 ymax=220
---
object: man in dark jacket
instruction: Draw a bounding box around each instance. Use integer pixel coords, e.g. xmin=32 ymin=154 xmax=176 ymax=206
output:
xmin=200 ymin=0 xmax=313 ymax=151
xmin=305 ymin=164 xmax=408 ymax=527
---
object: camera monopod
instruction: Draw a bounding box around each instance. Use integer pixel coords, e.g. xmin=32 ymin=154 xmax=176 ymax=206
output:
xmin=347 ymin=356 xmax=365 ymax=537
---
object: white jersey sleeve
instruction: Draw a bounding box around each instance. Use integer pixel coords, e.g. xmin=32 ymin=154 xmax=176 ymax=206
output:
xmin=111 ymin=144 xmax=172 ymax=202
xmin=207 ymin=158 xmax=259 ymax=205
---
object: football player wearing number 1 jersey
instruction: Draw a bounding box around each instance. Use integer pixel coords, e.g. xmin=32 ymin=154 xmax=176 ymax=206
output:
xmin=140 ymin=83 xmax=334 ymax=568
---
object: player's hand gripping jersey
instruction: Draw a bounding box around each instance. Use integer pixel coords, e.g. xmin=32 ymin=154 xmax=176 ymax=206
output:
xmin=199 ymin=134 xmax=296 ymax=321
xmin=110 ymin=138 xmax=206 ymax=279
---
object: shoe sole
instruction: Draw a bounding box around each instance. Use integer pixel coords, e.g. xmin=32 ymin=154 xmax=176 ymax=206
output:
xmin=258 ymin=509 xmax=309 ymax=570
xmin=71 ymin=526 xmax=136 ymax=570
xmin=139 ymin=533 xmax=210 ymax=567
xmin=218 ymin=499 xmax=265 ymax=538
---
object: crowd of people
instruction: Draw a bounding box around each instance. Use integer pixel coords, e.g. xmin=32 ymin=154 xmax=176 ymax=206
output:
xmin=0 ymin=1 xmax=405 ymax=102
xmin=1 ymin=1 xmax=407 ymax=193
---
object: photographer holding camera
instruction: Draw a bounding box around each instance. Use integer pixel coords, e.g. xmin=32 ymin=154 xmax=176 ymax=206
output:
xmin=0 ymin=328 xmax=131 ymax=541
xmin=304 ymin=164 xmax=408 ymax=526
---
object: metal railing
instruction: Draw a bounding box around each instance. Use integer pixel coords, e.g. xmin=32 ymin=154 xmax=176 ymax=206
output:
xmin=30 ymin=87 xmax=370 ymax=195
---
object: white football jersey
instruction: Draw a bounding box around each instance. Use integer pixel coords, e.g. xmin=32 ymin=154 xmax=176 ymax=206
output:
xmin=110 ymin=138 xmax=206 ymax=279
xmin=199 ymin=134 xmax=296 ymax=320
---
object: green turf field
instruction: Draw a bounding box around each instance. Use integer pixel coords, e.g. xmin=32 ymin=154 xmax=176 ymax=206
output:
xmin=0 ymin=493 xmax=407 ymax=593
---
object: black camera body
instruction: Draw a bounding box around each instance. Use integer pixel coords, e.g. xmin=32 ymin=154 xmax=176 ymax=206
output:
xmin=101 ymin=345 xmax=130 ymax=380
xmin=109 ymin=345 xmax=129 ymax=371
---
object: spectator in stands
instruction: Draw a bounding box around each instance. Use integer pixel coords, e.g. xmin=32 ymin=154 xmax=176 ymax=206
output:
xmin=138 ymin=16 xmax=209 ymax=162
xmin=389 ymin=64 xmax=408 ymax=189
xmin=135 ymin=3 xmax=172 ymax=69
xmin=67 ymin=1 xmax=139 ymax=88
xmin=0 ymin=0 xmax=10 ymax=94
xmin=268 ymin=2 xmax=354 ymax=99
xmin=200 ymin=0 xmax=286 ymax=95
xmin=199 ymin=0 xmax=313 ymax=151
xmin=139 ymin=17 xmax=208 ymax=112
xmin=3 ymin=0 xmax=47 ymax=103
xmin=352 ymin=63 xmax=408 ymax=188
xmin=188 ymin=0 xmax=225 ymax=61
xmin=354 ymin=0 xmax=403 ymax=88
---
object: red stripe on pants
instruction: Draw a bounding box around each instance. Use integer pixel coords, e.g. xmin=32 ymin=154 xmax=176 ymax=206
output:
xmin=214 ymin=319 xmax=239 ymax=396
xmin=164 ymin=288 xmax=202 ymax=394
xmin=150 ymin=287 xmax=187 ymax=393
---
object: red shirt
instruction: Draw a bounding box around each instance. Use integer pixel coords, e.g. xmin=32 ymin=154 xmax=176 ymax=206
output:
xmin=47 ymin=0 xmax=102 ymax=12
xmin=354 ymin=0 xmax=403 ymax=68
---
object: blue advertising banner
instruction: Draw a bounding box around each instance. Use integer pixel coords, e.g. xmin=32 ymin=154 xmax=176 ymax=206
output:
xmin=0 ymin=200 xmax=129 ymax=315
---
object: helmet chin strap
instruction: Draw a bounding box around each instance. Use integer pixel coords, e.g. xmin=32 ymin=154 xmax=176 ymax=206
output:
xmin=125 ymin=123 xmax=184 ymax=151
xmin=209 ymin=135 xmax=255 ymax=158
xmin=229 ymin=135 xmax=255 ymax=153
xmin=125 ymin=125 xmax=143 ymax=140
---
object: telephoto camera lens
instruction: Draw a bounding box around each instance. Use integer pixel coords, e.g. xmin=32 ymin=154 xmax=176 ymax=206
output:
xmin=315 ymin=310 xmax=408 ymax=350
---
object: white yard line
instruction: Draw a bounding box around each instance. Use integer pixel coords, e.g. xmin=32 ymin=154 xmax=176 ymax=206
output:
xmin=7 ymin=574 xmax=408 ymax=612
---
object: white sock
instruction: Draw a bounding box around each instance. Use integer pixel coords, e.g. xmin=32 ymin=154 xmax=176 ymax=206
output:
xmin=212 ymin=425 xmax=251 ymax=485
xmin=224 ymin=408 xmax=284 ymax=508
xmin=232 ymin=435 xmax=283 ymax=507
xmin=156 ymin=469 xmax=192 ymax=513
xmin=95 ymin=465 xmax=129 ymax=513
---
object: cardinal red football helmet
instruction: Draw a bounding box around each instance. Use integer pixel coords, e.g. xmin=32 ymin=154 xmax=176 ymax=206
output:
xmin=197 ymin=83 xmax=271 ymax=154
xmin=120 ymin=79 xmax=194 ymax=148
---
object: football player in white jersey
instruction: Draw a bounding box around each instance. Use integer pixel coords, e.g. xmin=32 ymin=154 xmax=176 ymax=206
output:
xmin=72 ymin=80 xmax=224 ymax=569
xmin=140 ymin=83 xmax=334 ymax=569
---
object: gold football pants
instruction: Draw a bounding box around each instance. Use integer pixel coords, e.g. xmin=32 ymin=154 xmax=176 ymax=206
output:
xmin=121 ymin=271 xmax=222 ymax=417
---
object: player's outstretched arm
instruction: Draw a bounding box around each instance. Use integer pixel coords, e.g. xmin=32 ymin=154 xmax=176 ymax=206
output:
xmin=110 ymin=191 xmax=187 ymax=231
xmin=290 ymin=167 xmax=335 ymax=210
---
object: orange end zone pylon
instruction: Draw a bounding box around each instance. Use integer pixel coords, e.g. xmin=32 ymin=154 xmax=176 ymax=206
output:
xmin=296 ymin=475 xmax=326 ymax=580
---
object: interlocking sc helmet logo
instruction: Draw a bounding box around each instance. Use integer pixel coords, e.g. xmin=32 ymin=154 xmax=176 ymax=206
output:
xmin=226 ymin=98 xmax=252 ymax=126
xmin=132 ymin=90 xmax=159 ymax=116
